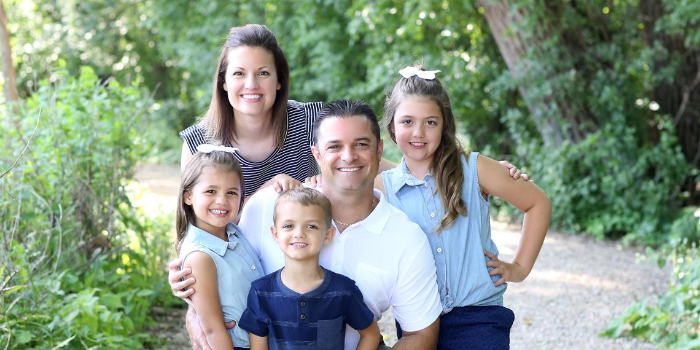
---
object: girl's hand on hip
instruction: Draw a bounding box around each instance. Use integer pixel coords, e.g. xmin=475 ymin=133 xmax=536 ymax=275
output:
xmin=484 ymin=250 xmax=528 ymax=286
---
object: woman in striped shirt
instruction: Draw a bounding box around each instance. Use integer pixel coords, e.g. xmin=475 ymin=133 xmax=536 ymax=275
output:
xmin=179 ymin=24 xmax=324 ymax=196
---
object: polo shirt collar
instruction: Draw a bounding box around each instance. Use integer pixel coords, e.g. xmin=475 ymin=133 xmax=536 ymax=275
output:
xmin=356 ymin=189 xmax=390 ymax=235
xmin=389 ymin=157 xmax=434 ymax=194
xmin=186 ymin=223 xmax=239 ymax=256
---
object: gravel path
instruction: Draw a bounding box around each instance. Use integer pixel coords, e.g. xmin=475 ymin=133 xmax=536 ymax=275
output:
xmin=135 ymin=164 xmax=668 ymax=349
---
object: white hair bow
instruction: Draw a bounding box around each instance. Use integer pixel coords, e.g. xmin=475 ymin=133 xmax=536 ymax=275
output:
xmin=399 ymin=66 xmax=441 ymax=80
xmin=197 ymin=144 xmax=239 ymax=154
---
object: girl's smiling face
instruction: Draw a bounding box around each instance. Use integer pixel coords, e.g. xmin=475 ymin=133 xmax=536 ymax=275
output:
xmin=184 ymin=166 xmax=242 ymax=237
xmin=393 ymin=96 xmax=444 ymax=178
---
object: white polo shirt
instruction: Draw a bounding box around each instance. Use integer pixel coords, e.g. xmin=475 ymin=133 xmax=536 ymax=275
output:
xmin=239 ymin=186 xmax=442 ymax=350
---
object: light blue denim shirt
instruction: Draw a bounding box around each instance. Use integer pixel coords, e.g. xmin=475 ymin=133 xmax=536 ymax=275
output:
xmin=180 ymin=223 xmax=265 ymax=348
xmin=381 ymin=152 xmax=506 ymax=313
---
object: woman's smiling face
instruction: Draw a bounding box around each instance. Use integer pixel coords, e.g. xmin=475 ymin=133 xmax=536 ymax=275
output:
xmin=223 ymin=46 xmax=281 ymax=120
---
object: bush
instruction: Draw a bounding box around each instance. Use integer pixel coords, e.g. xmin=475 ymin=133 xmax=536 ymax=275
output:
xmin=516 ymin=118 xmax=693 ymax=245
xmin=0 ymin=64 xmax=172 ymax=349
xmin=602 ymin=234 xmax=700 ymax=348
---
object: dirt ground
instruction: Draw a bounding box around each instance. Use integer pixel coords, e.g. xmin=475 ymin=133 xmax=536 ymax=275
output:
xmin=135 ymin=163 xmax=668 ymax=350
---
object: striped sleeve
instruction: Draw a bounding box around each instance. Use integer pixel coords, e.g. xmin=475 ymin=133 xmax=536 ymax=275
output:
xmin=179 ymin=123 xmax=210 ymax=155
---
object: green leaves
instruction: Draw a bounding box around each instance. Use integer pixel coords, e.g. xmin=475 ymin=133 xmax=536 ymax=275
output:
xmin=0 ymin=67 xmax=171 ymax=348
xmin=604 ymin=243 xmax=700 ymax=348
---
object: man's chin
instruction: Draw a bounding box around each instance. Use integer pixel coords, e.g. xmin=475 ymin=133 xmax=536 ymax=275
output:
xmin=336 ymin=182 xmax=373 ymax=193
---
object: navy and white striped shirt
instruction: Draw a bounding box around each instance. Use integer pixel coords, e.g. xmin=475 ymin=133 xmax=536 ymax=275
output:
xmin=179 ymin=100 xmax=323 ymax=195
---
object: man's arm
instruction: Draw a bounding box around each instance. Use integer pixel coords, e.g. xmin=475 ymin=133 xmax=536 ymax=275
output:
xmin=389 ymin=225 xmax=443 ymax=349
xmin=185 ymin=306 xmax=210 ymax=350
xmin=392 ymin=318 xmax=440 ymax=350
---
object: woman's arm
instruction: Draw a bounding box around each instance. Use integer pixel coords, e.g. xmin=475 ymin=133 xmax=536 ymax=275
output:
xmin=183 ymin=252 xmax=235 ymax=350
xmin=356 ymin=320 xmax=381 ymax=350
xmin=477 ymin=154 xmax=552 ymax=285
xmin=257 ymin=174 xmax=302 ymax=194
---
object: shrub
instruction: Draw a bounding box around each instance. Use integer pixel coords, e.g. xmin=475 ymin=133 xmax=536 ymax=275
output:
xmin=602 ymin=235 xmax=700 ymax=349
xmin=511 ymin=118 xmax=694 ymax=245
xmin=0 ymin=64 xmax=172 ymax=349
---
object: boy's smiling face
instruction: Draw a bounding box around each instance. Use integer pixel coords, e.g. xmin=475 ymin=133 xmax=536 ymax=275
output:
xmin=271 ymin=201 xmax=335 ymax=262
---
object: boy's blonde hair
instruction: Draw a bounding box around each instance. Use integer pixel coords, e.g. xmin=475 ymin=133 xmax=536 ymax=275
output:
xmin=273 ymin=188 xmax=332 ymax=229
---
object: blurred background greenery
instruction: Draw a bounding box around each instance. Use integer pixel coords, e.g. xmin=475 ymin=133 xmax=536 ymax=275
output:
xmin=1 ymin=0 xmax=698 ymax=348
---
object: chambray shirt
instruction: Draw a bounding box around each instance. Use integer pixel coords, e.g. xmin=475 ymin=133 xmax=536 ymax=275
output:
xmin=381 ymin=152 xmax=506 ymax=313
xmin=180 ymin=223 xmax=265 ymax=348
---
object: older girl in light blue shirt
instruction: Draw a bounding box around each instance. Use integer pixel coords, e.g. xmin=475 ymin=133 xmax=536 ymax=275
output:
xmin=377 ymin=65 xmax=552 ymax=350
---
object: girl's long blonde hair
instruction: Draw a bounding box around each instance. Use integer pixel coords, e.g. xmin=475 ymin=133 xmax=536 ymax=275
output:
xmin=175 ymin=151 xmax=245 ymax=253
xmin=383 ymin=65 xmax=470 ymax=231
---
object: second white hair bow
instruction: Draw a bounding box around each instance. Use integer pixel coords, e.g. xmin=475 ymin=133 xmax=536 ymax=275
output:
xmin=197 ymin=144 xmax=239 ymax=154
xmin=399 ymin=66 xmax=441 ymax=80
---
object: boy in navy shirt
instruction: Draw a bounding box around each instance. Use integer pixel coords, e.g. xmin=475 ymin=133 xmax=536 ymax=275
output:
xmin=239 ymin=188 xmax=380 ymax=350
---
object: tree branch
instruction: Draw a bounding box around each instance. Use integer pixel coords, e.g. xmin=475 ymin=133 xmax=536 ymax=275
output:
xmin=0 ymin=109 xmax=40 ymax=180
xmin=674 ymin=54 xmax=700 ymax=126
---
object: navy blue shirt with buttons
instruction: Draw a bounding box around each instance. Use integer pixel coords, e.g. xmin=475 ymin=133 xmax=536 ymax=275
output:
xmin=238 ymin=267 xmax=374 ymax=350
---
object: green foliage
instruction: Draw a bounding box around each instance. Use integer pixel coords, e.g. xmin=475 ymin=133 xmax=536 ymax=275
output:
xmin=0 ymin=66 xmax=172 ymax=349
xmin=603 ymin=237 xmax=700 ymax=349
xmin=521 ymin=119 xmax=693 ymax=244
xmin=2 ymin=1 xmax=698 ymax=349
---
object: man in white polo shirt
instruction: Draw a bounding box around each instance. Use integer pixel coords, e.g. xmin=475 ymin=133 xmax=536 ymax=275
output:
xmin=170 ymin=100 xmax=442 ymax=349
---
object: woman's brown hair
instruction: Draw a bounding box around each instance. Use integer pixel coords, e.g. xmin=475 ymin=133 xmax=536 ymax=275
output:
xmin=383 ymin=65 xmax=470 ymax=231
xmin=203 ymin=24 xmax=290 ymax=148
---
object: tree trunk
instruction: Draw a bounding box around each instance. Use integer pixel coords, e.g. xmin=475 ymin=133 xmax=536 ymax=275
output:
xmin=479 ymin=0 xmax=565 ymax=146
xmin=0 ymin=0 xmax=18 ymax=104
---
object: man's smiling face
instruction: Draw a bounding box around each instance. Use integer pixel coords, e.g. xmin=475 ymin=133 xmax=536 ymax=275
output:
xmin=311 ymin=115 xmax=383 ymax=194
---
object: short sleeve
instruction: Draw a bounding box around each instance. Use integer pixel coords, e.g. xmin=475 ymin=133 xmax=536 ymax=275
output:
xmin=238 ymin=285 xmax=269 ymax=337
xmin=179 ymin=123 xmax=210 ymax=155
xmin=344 ymin=282 xmax=375 ymax=331
xmin=391 ymin=236 xmax=442 ymax=332
xmin=288 ymin=100 xmax=323 ymax=147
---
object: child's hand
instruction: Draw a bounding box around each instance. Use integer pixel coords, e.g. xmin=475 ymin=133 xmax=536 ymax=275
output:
xmin=304 ymin=174 xmax=322 ymax=188
xmin=270 ymin=174 xmax=302 ymax=193
xmin=484 ymin=250 xmax=528 ymax=286
xmin=168 ymin=258 xmax=195 ymax=299
xmin=498 ymin=160 xmax=531 ymax=181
